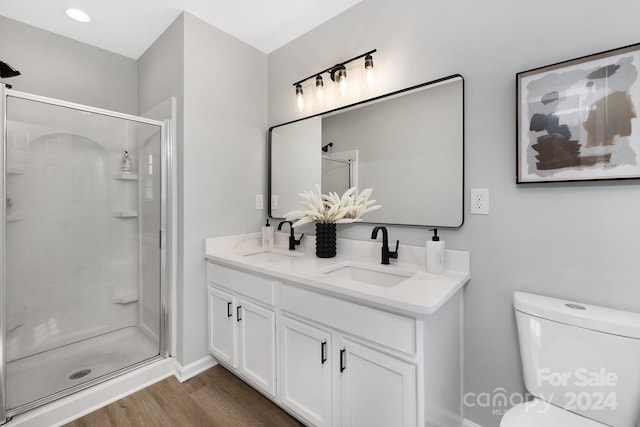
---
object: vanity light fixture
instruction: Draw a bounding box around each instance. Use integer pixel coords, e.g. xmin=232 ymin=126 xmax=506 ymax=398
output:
xmin=65 ymin=8 xmax=91 ymax=23
xmin=364 ymin=53 xmax=375 ymax=87
xmin=293 ymin=49 xmax=376 ymax=105
xmin=295 ymin=83 xmax=304 ymax=112
xmin=315 ymin=74 xmax=324 ymax=103
xmin=0 ymin=61 xmax=21 ymax=78
xmin=364 ymin=54 xmax=374 ymax=70
xmin=330 ymin=64 xmax=347 ymax=83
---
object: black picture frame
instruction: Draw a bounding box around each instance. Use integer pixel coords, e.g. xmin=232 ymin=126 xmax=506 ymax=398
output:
xmin=517 ymin=42 xmax=640 ymax=183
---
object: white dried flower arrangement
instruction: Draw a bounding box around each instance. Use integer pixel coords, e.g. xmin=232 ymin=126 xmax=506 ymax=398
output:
xmin=285 ymin=185 xmax=381 ymax=227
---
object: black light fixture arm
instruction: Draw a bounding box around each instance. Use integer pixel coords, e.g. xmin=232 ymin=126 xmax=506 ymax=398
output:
xmin=292 ymin=49 xmax=377 ymax=87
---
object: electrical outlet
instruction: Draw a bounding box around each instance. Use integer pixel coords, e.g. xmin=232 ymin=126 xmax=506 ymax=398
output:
xmin=271 ymin=195 xmax=279 ymax=210
xmin=470 ymin=188 xmax=489 ymax=215
xmin=255 ymin=195 xmax=264 ymax=210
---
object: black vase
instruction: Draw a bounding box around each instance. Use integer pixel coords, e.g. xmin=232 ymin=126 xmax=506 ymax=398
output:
xmin=315 ymin=223 xmax=337 ymax=258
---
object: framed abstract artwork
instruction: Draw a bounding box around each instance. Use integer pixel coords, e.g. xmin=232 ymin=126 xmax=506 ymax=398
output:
xmin=517 ymin=43 xmax=640 ymax=183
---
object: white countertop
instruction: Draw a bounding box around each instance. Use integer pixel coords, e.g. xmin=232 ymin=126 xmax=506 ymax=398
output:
xmin=205 ymin=232 xmax=470 ymax=316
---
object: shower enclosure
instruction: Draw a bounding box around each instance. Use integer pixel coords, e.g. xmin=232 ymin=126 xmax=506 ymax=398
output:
xmin=0 ymin=86 xmax=169 ymax=420
xmin=321 ymin=149 xmax=357 ymax=195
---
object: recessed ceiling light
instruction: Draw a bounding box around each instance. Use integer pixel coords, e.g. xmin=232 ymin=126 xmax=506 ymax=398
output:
xmin=65 ymin=8 xmax=91 ymax=23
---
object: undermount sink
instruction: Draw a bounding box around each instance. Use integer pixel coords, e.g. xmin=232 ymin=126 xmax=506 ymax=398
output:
xmin=241 ymin=249 xmax=302 ymax=262
xmin=321 ymin=262 xmax=415 ymax=288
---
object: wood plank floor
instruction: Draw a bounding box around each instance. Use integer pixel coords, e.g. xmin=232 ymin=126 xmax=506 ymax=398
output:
xmin=64 ymin=365 xmax=305 ymax=427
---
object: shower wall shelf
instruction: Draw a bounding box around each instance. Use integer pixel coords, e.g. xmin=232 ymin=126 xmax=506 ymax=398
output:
xmin=112 ymin=211 xmax=138 ymax=218
xmin=112 ymin=174 xmax=138 ymax=181
xmin=112 ymin=293 xmax=138 ymax=304
xmin=6 ymin=214 xmax=24 ymax=222
xmin=7 ymin=167 xmax=24 ymax=175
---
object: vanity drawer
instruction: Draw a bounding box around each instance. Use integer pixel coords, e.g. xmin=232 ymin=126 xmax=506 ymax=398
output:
xmin=207 ymin=262 xmax=275 ymax=307
xmin=279 ymin=283 xmax=415 ymax=355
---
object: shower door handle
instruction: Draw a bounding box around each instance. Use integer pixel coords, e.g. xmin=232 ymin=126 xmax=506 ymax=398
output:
xmin=227 ymin=301 xmax=232 ymax=318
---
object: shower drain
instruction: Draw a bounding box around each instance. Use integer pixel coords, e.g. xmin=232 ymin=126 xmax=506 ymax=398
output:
xmin=69 ymin=369 xmax=91 ymax=380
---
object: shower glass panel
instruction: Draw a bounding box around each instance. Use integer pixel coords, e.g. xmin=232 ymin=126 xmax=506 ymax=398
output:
xmin=2 ymin=91 xmax=165 ymax=417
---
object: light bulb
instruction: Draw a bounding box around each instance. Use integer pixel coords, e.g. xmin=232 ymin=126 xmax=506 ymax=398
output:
xmin=365 ymin=67 xmax=375 ymax=88
xmin=340 ymin=78 xmax=347 ymax=94
xmin=297 ymin=94 xmax=304 ymax=111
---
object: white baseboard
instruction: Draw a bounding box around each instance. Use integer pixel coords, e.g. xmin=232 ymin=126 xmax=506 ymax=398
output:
xmin=7 ymin=355 xmax=218 ymax=427
xmin=463 ymin=418 xmax=483 ymax=427
xmin=173 ymin=355 xmax=217 ymax=382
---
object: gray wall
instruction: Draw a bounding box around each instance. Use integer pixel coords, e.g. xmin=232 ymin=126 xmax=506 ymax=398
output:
xmin=268 ymin=1 xmax=640 ymax=425
xmin=0 ymin=15 xmax=137 ymax=114
xmin=138 ymin=14 xmax=185 ymax=361
xmin=139 ymin=12 xmax=268 ymax=365
xmin=181 ymin=13 xmax=267 ymax=365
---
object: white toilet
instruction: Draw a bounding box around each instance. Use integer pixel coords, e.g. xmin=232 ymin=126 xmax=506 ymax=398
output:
xmin=501 ymin=292 xmax=640 ymax=427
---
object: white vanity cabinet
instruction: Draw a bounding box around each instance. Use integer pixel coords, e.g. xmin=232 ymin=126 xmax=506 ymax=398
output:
xmin=338 ymin=338 xmax=416 ymax=427
xmin=207 ymin=286 xmax=237 ymax=367
xmin=206 ymin=263 xmax=276 ymax=397
xmin=279 ymin=316 xmax=333 ymax=427
xmin=206 ymin=257 xmax=465 ymax=427
xmin=280 ymin=282 xmax=419 ymax=427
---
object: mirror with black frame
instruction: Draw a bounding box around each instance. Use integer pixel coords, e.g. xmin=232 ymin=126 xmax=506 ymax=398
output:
xmin=268 ymin=74 xmax=464 ymax=228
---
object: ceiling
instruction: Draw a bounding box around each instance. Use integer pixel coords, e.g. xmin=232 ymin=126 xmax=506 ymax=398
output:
xmin=0 ymin=0 xmax=362 ymax=59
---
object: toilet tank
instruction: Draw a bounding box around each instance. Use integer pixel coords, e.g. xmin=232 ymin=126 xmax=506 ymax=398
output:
xmin=514 ymin=292 xmax=640 ymax=427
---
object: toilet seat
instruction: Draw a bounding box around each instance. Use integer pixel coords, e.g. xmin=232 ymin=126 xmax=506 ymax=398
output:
xmin=500 ymin=398 xmax=607 ymax=427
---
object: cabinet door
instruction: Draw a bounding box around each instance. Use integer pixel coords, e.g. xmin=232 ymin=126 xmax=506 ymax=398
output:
xmin=207 ymin=286 xmax=237 ymax=368
xmin=237 ymin=298 xmax=276 ymax=397
xmin=340 ymin=339 xmax=416 ymax=427
xmin=280 ymin=316 xmax=332 ymax=427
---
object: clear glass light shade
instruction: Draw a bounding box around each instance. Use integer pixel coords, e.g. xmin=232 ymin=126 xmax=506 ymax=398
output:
xmin=363 ymin=54 xmax=376 ymax=89
xmin=295 ymin=84 xmax=304 ymax=113
xmin=315 ymin=75 xmax=324 ymax=105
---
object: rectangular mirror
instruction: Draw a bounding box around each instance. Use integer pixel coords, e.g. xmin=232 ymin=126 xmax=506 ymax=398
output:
xmin=268 ymin=74 xmax=464 ymax=227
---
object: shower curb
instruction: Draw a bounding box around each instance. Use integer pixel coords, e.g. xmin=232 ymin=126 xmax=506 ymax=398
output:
xmin=7 ymin=357 xmax=179 ymax=427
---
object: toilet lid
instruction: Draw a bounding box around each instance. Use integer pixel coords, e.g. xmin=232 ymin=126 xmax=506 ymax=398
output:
xmin=500 ymin=399 xmax=606 ymax=427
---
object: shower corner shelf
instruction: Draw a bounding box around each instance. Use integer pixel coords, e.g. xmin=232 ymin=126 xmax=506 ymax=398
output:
xmin=6 ymin=214 xmax=25 ymax=222
xmin=112 ymin=173 xmax=138 ymax=181
xmin=112 ymin=211 xmax=138 ymax=218
xmin=112 ymin=293 xmax=138 ymax=304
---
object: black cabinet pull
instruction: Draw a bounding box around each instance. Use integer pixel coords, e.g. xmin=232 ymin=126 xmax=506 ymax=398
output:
xmin=227 ymin=301 xmax=232 ymax=318
xmin=237 ymin=305 xmax=242 ymax=322
xmin=340 ymin=349 xmax=346 ymax=372
xmin=321 ymin=341 xmax=327 ymax=364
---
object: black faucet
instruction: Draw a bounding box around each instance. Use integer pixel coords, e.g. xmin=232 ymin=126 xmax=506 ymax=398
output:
xmin=278 ymin=221 xmax=304 ymax=250
xmin=371 ymin=226 xmax=399 ymax=265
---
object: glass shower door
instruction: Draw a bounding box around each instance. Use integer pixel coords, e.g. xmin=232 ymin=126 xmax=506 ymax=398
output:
xmin=1 ymin=90 xmax=166 ymax=417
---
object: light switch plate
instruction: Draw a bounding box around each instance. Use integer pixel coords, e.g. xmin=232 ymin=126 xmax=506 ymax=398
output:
xmin=255 ymin=195 xmax=264 ymax=210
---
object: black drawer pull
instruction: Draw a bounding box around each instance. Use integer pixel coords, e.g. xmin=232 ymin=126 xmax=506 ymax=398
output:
xmin=237 ymin=305 xmax=242 ymax=322
xmin=227 ymin=301 xmax=232 ymax=318
xmin=340 ymin=349 xmax=346 ymax=372
xmin=321 ymin=341 xmax=327 ymax=364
